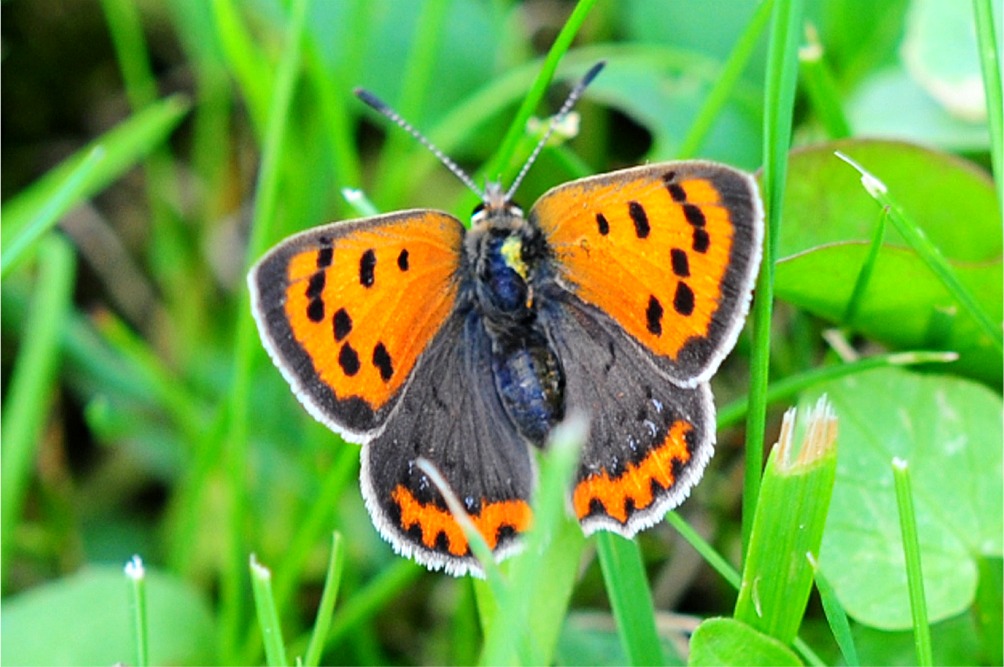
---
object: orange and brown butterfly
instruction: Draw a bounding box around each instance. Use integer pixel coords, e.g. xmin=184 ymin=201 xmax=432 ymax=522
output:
xmin=248 ymin=62 xmax=763 ymax=576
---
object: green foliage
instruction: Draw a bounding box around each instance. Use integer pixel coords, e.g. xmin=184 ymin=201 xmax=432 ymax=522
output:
xmin=1 ymin=0 xmax=1000 ymax=665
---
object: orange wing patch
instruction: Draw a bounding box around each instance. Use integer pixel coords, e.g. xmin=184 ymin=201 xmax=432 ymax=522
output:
xmin=282 ymin=212 xmax=463 ymax=412
xmin=532 ymin=168 xmax=737 ymax=361
xmin=391 ymin=485 xmax=533 ymax=556
xmin=572 ymin=420 xmax=693 ymax=523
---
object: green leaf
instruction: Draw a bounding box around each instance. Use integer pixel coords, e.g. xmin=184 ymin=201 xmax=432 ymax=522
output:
xmin=812 ymin=367 xmax=1003 ymax=629
xmin=776 ymin=244 xmax=1002 ymax=384
xmin=777 ymin=140 xmax=999 ymax=262
xmin=901 ymin=0 xmax=989 ymax=123
xmin=774 ymin=139 xmax=1002 ymax=384
xmin=0 ymin=565 xmax=215 ymax=666
xmin=689 ymin=617 xmax=802 ymax=666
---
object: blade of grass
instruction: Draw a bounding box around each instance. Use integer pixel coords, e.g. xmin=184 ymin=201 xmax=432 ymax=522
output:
xmin=891 ymin=458 xmax=933 ymax=667
xmin=842 ymin=207 xmax=887 ymax=324
xmin=1 ymin=147 xmax=103 ymax=278
xmin=1 ymin=95 xmax=189 ymax=238
xmin=302 ymin=533 xmax=346 ymax=667
xmin=124 ymin=556 xmax=149 ymax=667
xmin=372 ymin=0 xmax=452 ymax=209
xmin=479 ymin=414 xmax=588 ymax=666
xmin=744 ymin=0 xmax=804 ymax=555
xmin=678 ymin=0 xmax=775 ymax=159
xmin=973 ymin=0 xmax=1003 ymax=212
xmin=211 ymin=0 xmax=272 ymax=131
xmin=836 ymin=151 xmax=1004 ymax=354
xmin=476 ymin=0 xmax=599 ymax=191
xmin=734 ymin=398 xmax=838 ymax=644
xmin=322 ymin=560 xmax=424 ymax=649
xmin=811 ymin=560 xmax=859 ymax=667
xmin=250 ymin=555 xmax=290 ymax=667
xmin=100 ymin=0 xmax=198 ymax=357
xmin=798 ymin=25 xmax=851 ymax=139
xmin=595 ymin=533 xmax=667 ymax=666
xmin=271 ymin=444 xmax=357 ymax=617
xmin=0 ymin=236 xmax=77 ymax=580
xmin=717 ymin=351 xmax=957 ymax=428
xmin=221 ymin=0 xmax=311 ymax=659
xmin=665 ymin=512 xmax=826 ymax=666
xmin=974 ymin=557 xmax=1004 ymax=665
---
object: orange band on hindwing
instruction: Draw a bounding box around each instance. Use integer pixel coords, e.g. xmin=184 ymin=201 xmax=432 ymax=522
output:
xmin=391 ymin=485 xmax=533 ymax=557
xmin=572 ymin=420 xmax=693 ymax=523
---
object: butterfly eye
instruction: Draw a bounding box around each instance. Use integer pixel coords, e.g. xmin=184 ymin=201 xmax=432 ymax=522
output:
xmin=506 ymin=201 xmax=524 ymax=218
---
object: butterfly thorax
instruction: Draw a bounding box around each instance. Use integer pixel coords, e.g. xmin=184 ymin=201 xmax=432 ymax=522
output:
xmin=465 ymin=198 xmax=565 ymax=446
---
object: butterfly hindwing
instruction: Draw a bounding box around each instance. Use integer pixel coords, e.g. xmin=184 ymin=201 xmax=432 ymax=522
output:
xmin=531 ymin=161 xmax=763 ymax=386
xmin=249 ymin=211 xmax=465 ymax=439
xmin=361 ymin=307 xmax=536 ymax=576
xmin=540 ymin=292 xmax=715 ymax=536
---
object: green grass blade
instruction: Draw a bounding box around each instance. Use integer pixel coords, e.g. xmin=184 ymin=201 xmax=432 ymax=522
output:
xmin=250 ymin=555 xmax=290 ymax=667
xmin=222 ymin=0 xmax=311 ymax=659
xmin=735 ymin=398 xmax=838 ymax=644
xmin=973 ymin=0 xmax=1003 ymax=212
xmin=842 ymin=207 xmax=887 ymax=324
xmin=1 ymin=95 xmax=189 ymax=239
xmin=479 ymin=414 xmax=587 ymax=666
xmin=596 ymin=533 xmax=666 ymax=666
xmin=798 ymin=27 xmax=851 ymax=139
xmin=303 ymin=533 xmax=346 ymax=667
xmin=0 ymin=147 xmax=102 ymax=278
xmin=372 ymin=0 xmax=453 ymax=208
xmin=124 ymin=556 xmax=149 ymax=667
xmin=322 ymin=560 xmax=424 ymax=649
xmin=812 ymin=564 xmax=859 ymax=666
xmin=678 ymin=0 xmax=775 ymax=159
xmin=717 ymin=350 xmax=957 ymax=429
xmin=836 ymin=151 xmax=1004 ymax=354
xmin=665 ymin=513 xmax=826 ymax=666
xmin=477 ymin=0 xmax=599 ymax=189
xmin=211 ymin=0 xmax=271 ymax=130
xmin=891 ymin=458 xmax=933 ymax=667
xmin=0 ymin=236 xmax=77 ymax=579
xmin=974 ymin=557 xmax=1004 ymax=665
xmin=743 ymin=0 xmax=804 ymax=555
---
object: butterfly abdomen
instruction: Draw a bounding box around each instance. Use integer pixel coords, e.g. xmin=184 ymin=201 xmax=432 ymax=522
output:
xmin=466 ymin=217 xmax=567 ymax=445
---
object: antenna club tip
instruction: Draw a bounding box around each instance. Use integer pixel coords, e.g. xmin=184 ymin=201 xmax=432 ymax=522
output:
xmin=582 ymin=61 xmax=606 ymax=85
xmin=354 ymin=88 xmax=388 ymax=112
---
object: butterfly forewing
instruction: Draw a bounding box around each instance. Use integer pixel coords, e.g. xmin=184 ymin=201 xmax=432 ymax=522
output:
xmin=249 ymin=210 xmax=465 ymax=439
xmin=531 ymin=161 xmax=763 ymax=386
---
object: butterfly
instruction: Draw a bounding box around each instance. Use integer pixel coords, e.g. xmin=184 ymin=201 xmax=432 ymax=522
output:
xmin=248 ymin=63 xmax=763 ymax=576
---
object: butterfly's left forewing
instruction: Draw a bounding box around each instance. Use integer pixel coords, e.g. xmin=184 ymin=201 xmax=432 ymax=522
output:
xmin=249 ymin=210 xmax=465 ymax=440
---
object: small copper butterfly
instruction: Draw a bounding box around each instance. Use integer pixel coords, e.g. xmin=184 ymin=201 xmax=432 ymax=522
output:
xmin=249 ymin=63 xmax=763 ymax=576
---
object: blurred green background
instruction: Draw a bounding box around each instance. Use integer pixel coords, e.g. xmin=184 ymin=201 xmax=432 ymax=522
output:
xmin=2 ymin=0 xmax=1000 ymax=665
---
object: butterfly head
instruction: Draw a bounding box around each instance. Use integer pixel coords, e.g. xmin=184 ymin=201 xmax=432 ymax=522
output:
xmin=471 ymin=182 xmax=524 ymax=230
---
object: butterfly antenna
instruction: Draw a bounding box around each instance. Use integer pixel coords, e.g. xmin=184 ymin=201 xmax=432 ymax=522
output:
xmin=504 ymin=61 xmax=606 ymax=201
xmin=354 ymin=88 xmax=486 ymax=200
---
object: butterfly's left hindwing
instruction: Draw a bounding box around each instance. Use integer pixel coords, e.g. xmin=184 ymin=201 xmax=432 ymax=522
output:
xmin=249 ymin=211 xmax=465 ymax=440
xmin=362 ymin=307 xmax=536 ymax=577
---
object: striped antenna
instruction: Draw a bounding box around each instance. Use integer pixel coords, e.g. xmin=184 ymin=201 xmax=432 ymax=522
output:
xmin=354 ymin=88 xmax=486 ymax=199
xmin=505 ymin=61 xmax=605 ymax=201
xmin=354 ymin=61 xmax=605 ymax=204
